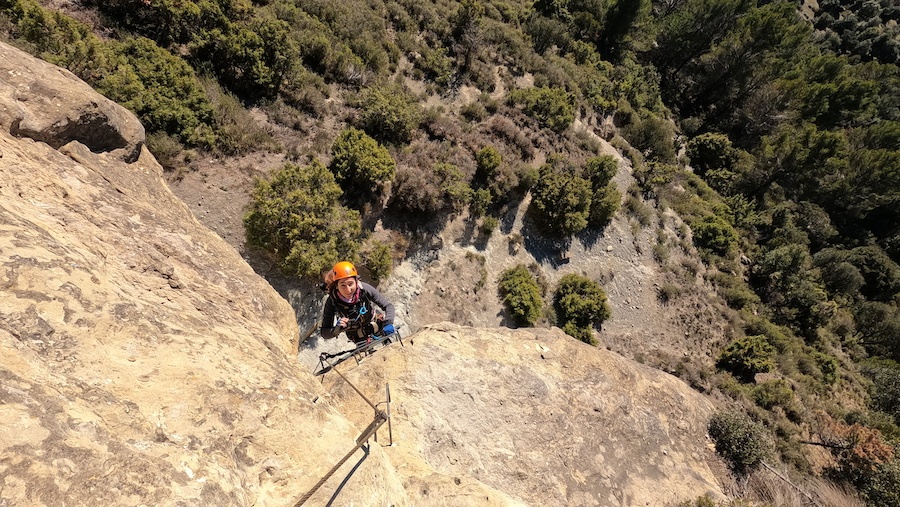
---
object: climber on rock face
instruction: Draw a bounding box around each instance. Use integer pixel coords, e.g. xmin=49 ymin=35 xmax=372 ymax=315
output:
xmin=320 ymin=261 xmax=395 ymax=345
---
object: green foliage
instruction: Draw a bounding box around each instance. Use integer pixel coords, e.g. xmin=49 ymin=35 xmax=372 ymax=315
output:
xmin=476 ymin=146 xmax=502 ymax=176
xmin=363 ymin=241 xmax=393 ymax=284
xmin=861 ymin=359 xmax=900 ymax=424
xmin=562 ymin=321 xmax=596 ymax=345
xmin=708 ymin=411 xmax=772 ymax=474
xmin=329 ymin=127 xmax=396 ymax=202
xmin=583 ymin=155 xmax=618 ymax=189
xmin=589 ymin=183 xmax=621 ymax=228
xmin=855 ymin=302 xmax=900 ymax=361
xmin=434 ymin=163 xmax=473 ymax=212
xmin=528 ymin=163 xmax=592 ymax=237
xmin=205 ymin=79 xmax=276 ymax=155
xmin=507 ymin=86 xmax=574 ymax=132
xmin=553 ymin=274 xmax=611 ymax=331
xmin=358 ymin=84 xmax=422 ymax=145
xmin=470 ymin=188 xmax=492 ymax=217
xmin=717 ymin=335 xmax=776 ymax=382
xmin=690 ymin=214 xmax=737 ymax=257
xmin=752 ymin=379 xmax=793 ymax=409
xmin=622 ymin=113 xmax=676 ymax=163
xmin=480 ymin=215 xmax=499 ymax=235
xmin=498 ymin=265 xmax=543 ymax=327
xmin=243 ymin=161 xmax=362 ymax=278
xmin=812 ymin=350 xmax=840 ymax=386
xmin=861 ymin=459 xmax=900 ymax=507
xmin=814 ymin=0 xmax=900 ymax=66
xmin=686 ymin=133 xmax=737 ymax=177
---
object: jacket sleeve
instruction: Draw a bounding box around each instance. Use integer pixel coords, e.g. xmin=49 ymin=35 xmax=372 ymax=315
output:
xmin=320 ymin=297 xmax=341 ymax=338
xmin=361 ymin=282 xmax=395 ymax=324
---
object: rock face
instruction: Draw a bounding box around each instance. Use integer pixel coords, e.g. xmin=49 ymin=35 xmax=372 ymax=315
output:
xmin=323 ymin=323 xmax=723 ymax=506
xmin=1 ymin=41 xmax=724 ymax=506
xmin=1 ymin=44 xmax=145 ymax=162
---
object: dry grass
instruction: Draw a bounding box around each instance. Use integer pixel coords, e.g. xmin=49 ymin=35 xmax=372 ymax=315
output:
xmin=728 ymin=466 xmax=865 ymax=507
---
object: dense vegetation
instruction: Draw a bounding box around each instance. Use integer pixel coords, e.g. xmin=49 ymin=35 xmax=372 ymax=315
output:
xmin=3 ymin=0 xmax=899 ymax=502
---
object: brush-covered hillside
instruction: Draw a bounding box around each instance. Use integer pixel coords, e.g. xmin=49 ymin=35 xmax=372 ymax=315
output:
xmin=2 ymin=0 xmax=900 ymax=504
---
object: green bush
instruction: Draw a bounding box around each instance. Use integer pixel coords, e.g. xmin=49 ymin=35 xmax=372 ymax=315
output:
xmin=622 ymin=114 xmax=676 ymax=163
xmin=553 ymin=274 xmax=611 ymax=330
xmin=507 ymin=86 xmax=574 ymax=132
xmin=243 ymin=161 xmax=362 ymax=278
xmin=329 ymin=127 xmax=396 ymax=202
xmin=528 ymin=164 xmax=592 ymax=237
xmin=479 ymin=215 xmax=499 ymax=237
xmin=498 ymin=265 xmax=543 ymax=327
xmin=717 ymin=335 xmax=776 ymax=382
xmin=562 ymin=321 xmax=596 ymax=345
xmin=476 ymin=146 xmax=502 ymax=178
xmin=752 ymin=379 xmax=794 ymax=409
xmin=690 ymin=214 xmax=738 ymax=257
xmin=862 ymin=459 xmax=900 ymax=506
xmin=589 ymin=182 xmax=621 ymax=228
xmin=358 ymin=84 xmax=422 ymax=144
xmin=435 ymin=163 xmax=473 ymax=212
xmin=99 ymin=37 xmax=215 ymax=145
xmin=862 ymin=359 xmax=900 ymax=424
xmin=686 ymin=133 xmax=737 ymax=176
xmin=583 ymin=155 xmax=618 ymax=189
xmin=363 ymin=241 xmax=393 ymax=284
xmin=207 ymin=81 xmax=276 ymax=155
xmin=708 ymin=411 xmax=772 ymax=474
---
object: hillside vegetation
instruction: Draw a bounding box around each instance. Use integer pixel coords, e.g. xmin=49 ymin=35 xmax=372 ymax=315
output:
xmin=3 ymin=0 xmax=900 ymax=503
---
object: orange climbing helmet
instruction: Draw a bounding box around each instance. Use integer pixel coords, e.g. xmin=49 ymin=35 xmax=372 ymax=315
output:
xmin=330 ymin=261 xmax=358 ymax=282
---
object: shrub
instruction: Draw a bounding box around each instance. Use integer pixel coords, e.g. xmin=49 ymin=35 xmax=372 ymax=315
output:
xmin=146 ymin=132 xmax=183 ymax=171
xmin=358 ymin=84 xmax=422 ymax=144
xmin=686 ymin=132 xmax=737 ymax=176
xmin=553 ymin=274 xmax=611 ymax=330
xmin=207 ymin=82 xmax=276 ymax=155
xmin=435 ymin=163 xmax=473 ymax=212
xmin=562 ymin=321 xmax=596 ymax=345
xmin=498 ymin=265 xmax=543 ymax=327
xmin=329 ymin=127 xmax=396 ymax=202
xmin=862 ymin=359 xmax=900 ymax=424
xmin=470 ymin=188 xmax=492 ymax=217
xmin=708 ymin=411 xmax=772 ymax=474
xmin=589 ymin=182 xmax=621 ymax=228
xmin=528 ymin=164 xmax=592 ymax=237
xmin=507 ymin=86 xmax=574 ymax=132
xmin=99 ymin=36 xmax=215 ymax=145
xmin=752 ymin=379 xmax=794 ymax=409
xmin=717 ymin=335 xmax=776 ymax=382
xmin=243 ymin=161 xmax=362 ymax=278
xmin=363 ymin=240 xmax=393 ymax=284
xmin=479 ymin=215 xmax=499 ymax=237
xmin=690 ymin=214 xmax=738 ymax=257
xmin=475 ymin=146 xmax=502 ymax=178
xmin=583 ymin=155 xmax=618 ymax=188
xmin=622 ymin=113 xmax=676 ymax=163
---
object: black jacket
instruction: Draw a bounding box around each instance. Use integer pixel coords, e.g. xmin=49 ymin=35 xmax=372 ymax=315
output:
xmin=320 ymin=281 xmax=395 ymax=341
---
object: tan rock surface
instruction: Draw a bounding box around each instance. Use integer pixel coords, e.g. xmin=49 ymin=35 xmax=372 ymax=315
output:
xmin=323 ymin=323 xmax=724 ymax=506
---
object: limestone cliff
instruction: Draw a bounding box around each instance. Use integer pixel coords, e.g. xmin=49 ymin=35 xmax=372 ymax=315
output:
xmin=1 ymin=41 xmax=724 ymax=506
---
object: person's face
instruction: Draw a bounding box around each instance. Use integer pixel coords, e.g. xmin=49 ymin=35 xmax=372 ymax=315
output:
xmin=337 ymin=277 xmax=357 ymax=298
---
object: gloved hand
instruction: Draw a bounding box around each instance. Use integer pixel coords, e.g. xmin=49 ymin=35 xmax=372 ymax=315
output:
xmin=382 ymin=324 xmax=395 ymax=336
